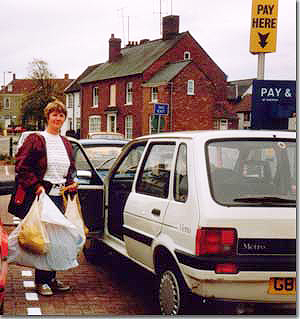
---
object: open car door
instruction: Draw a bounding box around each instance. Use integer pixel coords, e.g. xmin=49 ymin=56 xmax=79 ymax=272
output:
xmin=70 ymin=139 xmax=104 ymax=234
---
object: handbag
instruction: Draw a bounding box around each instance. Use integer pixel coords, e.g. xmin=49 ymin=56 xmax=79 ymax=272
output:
xmin=8 ymin=179 xmax=35 ymax=219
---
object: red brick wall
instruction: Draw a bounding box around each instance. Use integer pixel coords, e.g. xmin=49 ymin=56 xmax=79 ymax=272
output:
xmin=81 ymin=75 xmax=144 ymax=138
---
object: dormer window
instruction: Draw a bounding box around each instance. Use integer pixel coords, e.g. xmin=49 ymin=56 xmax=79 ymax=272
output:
xmin=7 ymin=84 xmax=12 ymax=92
xmin=184 ymin=51 xmax=191 ymax=60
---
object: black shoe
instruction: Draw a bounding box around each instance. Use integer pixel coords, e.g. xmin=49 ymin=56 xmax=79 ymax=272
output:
xmin=49 ymin=279 xmax=70 ymax=292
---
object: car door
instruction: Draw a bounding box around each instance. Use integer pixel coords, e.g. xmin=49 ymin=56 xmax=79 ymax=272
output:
xmin=71 ymin=140 xmax=104 ymax=233
xmin=107 ymin=141 xmax=146 ymax=240
xmin=123 ymin=141 xmax=176 ymax=268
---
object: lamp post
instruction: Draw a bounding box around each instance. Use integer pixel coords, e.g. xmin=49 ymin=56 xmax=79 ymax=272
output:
xmin=3 ymin=71 xmax=12 ymax=86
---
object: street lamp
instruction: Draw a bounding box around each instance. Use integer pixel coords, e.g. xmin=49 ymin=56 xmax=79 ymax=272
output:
xmin=3 ymin=71 xmax=12 ymax=86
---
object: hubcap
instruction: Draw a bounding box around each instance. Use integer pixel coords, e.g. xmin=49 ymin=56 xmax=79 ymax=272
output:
xmin=159 ymin=270 xmax=181 ymax=315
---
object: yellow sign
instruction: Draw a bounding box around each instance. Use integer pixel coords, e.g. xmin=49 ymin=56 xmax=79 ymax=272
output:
xmin=250 ymin=0 xmax=278 ymax=53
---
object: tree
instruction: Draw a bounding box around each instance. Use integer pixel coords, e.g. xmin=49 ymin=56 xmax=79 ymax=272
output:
xmin=21 ymin=59 xmax=64 ymax=130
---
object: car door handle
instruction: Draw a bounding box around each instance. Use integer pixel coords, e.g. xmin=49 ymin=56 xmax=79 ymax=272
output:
xmin=151 ymin=208 xmax=161 ymax=216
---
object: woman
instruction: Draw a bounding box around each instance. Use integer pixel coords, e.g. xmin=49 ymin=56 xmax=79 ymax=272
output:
xmin=15 ymin=99 xmax=77 ymax=296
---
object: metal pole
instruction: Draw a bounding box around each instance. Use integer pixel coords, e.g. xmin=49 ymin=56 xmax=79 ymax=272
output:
xmin=157 ymin=115 xmax=161 ymax=133
xmin=257 ymin=53 xmax=265 ymax=80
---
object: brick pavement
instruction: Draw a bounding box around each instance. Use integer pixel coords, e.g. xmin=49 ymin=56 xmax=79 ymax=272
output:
xmin=4 ymin=225 xmax=159 ymax=316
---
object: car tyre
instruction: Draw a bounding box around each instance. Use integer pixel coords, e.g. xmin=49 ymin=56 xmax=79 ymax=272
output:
xmin=158 ymin=263 xmax=190 ymax=315
xmin=0 ymin=300 xmax=4 ymax=315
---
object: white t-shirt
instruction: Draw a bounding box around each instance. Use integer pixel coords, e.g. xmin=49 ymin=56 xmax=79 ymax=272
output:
xmin=41 ymin=131 xmax=70 ymax=185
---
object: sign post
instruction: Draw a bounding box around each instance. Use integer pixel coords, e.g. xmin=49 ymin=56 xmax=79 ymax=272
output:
xmin=153 ymin=103 xmax=169 ymax=133
xmin=250 ymin=0 xmax=279 ymax=79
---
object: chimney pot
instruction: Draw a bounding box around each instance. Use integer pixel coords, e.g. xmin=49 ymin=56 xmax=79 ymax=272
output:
xmin=13 ymin=73 xmax=16 ymax=80
xmin=64 ymin=73 xmax=69 ymax=80
xmin=162 ymin=15 xmax=179 ymax=40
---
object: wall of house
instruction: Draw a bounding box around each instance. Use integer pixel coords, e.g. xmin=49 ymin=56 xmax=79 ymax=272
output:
xmin=80 ymin=75 xmax=145 ymax=138
xmin=143 ymin=33 xmax=227 ymax=101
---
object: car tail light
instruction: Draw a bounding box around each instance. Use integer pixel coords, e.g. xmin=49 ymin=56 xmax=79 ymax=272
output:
xmin=215 ymin=263 xmax=238 ymax=274
xmin=195 ymin=228 xmax=237 ymax=256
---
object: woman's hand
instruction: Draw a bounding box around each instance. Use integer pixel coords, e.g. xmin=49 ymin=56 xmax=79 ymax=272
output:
xmin=63 ymin=182 xmax=78 ymax=193
xmin=35 ymin=185 xmax=45 ymax=198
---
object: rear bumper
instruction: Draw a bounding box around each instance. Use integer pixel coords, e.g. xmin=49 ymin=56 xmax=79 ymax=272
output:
xmin=176 ymin=250 xmax=296 ymax=303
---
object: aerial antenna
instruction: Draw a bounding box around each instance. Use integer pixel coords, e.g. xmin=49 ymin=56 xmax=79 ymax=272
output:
xmin=117 ymin=7 xmax=127 ymax=45
xmin=153 ymin=0 xmax=168 ymax=35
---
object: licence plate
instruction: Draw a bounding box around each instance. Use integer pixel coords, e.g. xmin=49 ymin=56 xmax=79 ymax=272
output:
xmin=268 ymin=277 xmax=296 ymax=295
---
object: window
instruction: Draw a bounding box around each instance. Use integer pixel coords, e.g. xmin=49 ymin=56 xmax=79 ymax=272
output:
xmin=184 ymin=51 xmax=191 ymax=60
xmin=110 ymin=84 xmax=116 ymax=106
xmin=125 ymin=115 xmax=133 ymax=139
xmin=92 ymin=87 xmax=99 ymax=107
xmin=136 ymin=143 xmax=176 ymax=198
xmin=76 ymin=118 xmax=81 ymax=130
xmin=151 ymin=87 xmax=158 ymax=103
xmin=7 ymin=84 xmax=12 ymax=92
xmin=107 ymin=114 xmax=117 ymax=132
xmin=68 ymin=94 xmax=74 ymax=108
xmin=220 ymin=119 xmax=228 ymax=130
xmin=4 ymin=97 xmax=10 ymax=110
xmin=187 ymin=80 xmax=194 ymax=95
xmin=174 ymin=143 xmax=188 ymax=202
xmin=89 ymin=115 xmax=101 ymax=132
xmin=126 ymin=82 xmax=133 ymax=105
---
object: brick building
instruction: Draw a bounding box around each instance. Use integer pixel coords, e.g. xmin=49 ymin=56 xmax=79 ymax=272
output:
xmin=0 ymin=74 xmax=73 ymax=131
xmin=77 ymin=15 xmax=237 ymax=139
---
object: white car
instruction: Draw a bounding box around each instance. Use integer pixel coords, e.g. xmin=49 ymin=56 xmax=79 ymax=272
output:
xmin=16 ymin=131 xmax=38 ymax=153
xmin=70 ymin=130 xmax=296 ymax=315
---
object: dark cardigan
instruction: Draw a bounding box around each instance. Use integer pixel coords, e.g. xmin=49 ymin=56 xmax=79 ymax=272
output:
xmin=15 ymin=133 xmax=75 ymax=195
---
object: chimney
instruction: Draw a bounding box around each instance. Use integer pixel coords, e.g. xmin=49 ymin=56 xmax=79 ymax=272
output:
xmin=64 ymin=73 xmax=69 ymax=80
xmin=162 ymin=15 xmax=179 ymax=40
xmin=140 ymin=39 xmax=150 ymax=45
xmin=109 ymin=34 xmax=122 ymax=63
xmin=13 ymin=73 xmax=16 ymax=81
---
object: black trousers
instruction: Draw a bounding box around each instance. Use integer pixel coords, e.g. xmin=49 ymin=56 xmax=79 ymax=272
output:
xmin=35 ymin=195 xmax=64 ymax=285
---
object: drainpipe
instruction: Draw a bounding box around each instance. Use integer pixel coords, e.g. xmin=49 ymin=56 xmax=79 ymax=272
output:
xmin=168 ymin=81 xmax=173 ymax=131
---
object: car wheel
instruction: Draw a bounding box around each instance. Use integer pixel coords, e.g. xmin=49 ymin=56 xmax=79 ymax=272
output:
xmin=158 ymin=264 xmax=189 ymax=315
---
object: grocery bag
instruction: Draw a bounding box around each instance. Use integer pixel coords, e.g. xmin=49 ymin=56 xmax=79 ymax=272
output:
xmin=64 ymin=193 xmax=88 ymax=252
xmin=18 ymin=196 xmax=49 ymax=255
xmin=8 ymin=192 xmax=81 ymax=271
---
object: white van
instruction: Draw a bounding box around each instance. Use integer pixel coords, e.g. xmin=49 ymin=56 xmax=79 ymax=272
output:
xmin=70 ymin=130 xmax=296 ymax=315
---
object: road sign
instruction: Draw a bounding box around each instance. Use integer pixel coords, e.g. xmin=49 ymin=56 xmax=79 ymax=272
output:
xmin=250 ymin=0 xmax=278 ymax=53
xmin=154 ymin=103 xmax=169 ymax=115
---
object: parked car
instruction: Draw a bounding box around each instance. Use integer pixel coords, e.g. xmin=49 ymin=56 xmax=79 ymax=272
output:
xmin=87 ymin=132 xmax=125 ymax=140
xmin=72 ymin=138 xmax=129 ymax=179
xmin=69 ymin=130 xmax=296 ymax=315
xmin=13 ymin=126 xmax=26 ymax=134
xmin=16 ymin=131 xmax=38 ymax=153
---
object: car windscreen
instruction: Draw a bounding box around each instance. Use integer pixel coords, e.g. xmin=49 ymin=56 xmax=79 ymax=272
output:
xmin=83 ymin=145 xmax=123 ymax=169
xmin=206 ymin=139 xmax=296 ymax=206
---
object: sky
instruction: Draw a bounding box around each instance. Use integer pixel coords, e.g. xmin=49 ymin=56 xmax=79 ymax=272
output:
xmin=0 ymin=0 xmax=297 ymax=85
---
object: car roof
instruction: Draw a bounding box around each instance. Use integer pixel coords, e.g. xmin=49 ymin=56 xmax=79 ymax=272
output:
xmin=78 ymin=138 xmax=129 ymax=146
xmin=136 ymin=130 xmax=296 ymax=141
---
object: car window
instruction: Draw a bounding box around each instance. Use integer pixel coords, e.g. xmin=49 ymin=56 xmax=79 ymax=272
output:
xmin=136 ymin=143 xmax=176 ymax=199
xmin=174 ymin=143 xmax=188 ymax=202
xmin=207 ymin=139 xmax=296 ymax=206
xmin=113 ymin=144 xmax=145 ymax=179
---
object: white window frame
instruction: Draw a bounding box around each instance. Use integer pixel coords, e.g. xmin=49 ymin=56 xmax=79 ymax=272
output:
xmin=92 ymin=87 xmax=99 ymax=107
xmin=184 ymin=51 xmax=191 ymax=60
xmin=107 ymin=114 xmax=117 ymax=133
xmin=125 ymin=115 xmax=133 ymax=139
xmin=187 ymin=80 xmax=195 ymax=95
xmin=110 ymin=84 xmax=116 ymax=106
xmin=220 ymin=119 xmax=228 ymax=130
xmin=89 ymin=115 xmax=101 ymax=132
xmin=68 ymin=94 xmax=74 ymax=108
xmin=126 ymin=82 xmax=133 ymax=105
xmin=151 ymin=87 xmax=158 ymax=103
xmin=4 ymin=97 xmax=10 ymax=110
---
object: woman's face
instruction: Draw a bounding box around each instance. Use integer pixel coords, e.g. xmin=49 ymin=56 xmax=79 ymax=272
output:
xmin=47 ymin=111 xmax=66 ymax=132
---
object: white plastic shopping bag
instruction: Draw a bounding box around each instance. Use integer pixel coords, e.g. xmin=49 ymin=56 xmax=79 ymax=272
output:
xmin=8 ymin=192 xmax=82 ymax=271
xmin=64 ymin=194 xmax=87 ymax=252
xmin=18 ymin=196 xmax=49 ymax=255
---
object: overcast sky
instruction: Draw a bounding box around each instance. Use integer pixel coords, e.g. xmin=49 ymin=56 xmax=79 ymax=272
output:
xmin=0 ymin=0 xmax=297 ymax=85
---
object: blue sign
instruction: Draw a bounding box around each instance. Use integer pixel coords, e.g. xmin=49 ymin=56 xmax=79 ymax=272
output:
xmin=251 ymin=80 xmax=296 ymax=130
xmin=154 ymin=103 xmax=169 ymax=115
